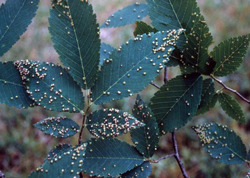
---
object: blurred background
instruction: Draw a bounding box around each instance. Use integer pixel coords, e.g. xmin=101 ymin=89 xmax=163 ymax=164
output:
xmin=0 ymin=0 xmax=250 ymax=177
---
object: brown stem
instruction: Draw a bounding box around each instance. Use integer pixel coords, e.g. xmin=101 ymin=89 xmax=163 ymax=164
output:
xmin=164 ymin=67 xmax=168 ymax=83
xmin=210 ymin=74 xmax=250 ymax=104
xmin=78 ymin=107 xmax=90 ymax=145
xmin=151 ymin=154 xmax=175 ymax=163
xmin=150 ymin=82 xmax=160 ymax=89
xmin=172 ymin=132 xmax=189 ymax=178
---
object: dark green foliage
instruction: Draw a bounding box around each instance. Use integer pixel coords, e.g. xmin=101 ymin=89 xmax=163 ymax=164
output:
xmin=14 ymin=60 xmax=84 ymax=113
xmin=45 ymin=143 xmax=72 ymax=160
xmin=0 ymin=0 xmax=39 ymax=57
xmin=101 ymin=3 xmax=148 ymax=28
xmin=0 ymin=62 xmax=34 ymax=108
xmin=133 ymin=21 xmax=158 ymax=36
xmin=218 ymin=93 xmax=245 ymax=123
xmin=100 ymin=43 xmax=115 ymax=66
xmin=181 ymin=15 xmax=215 ymax=75
xmin=49 ymin=0 xmax=100 ymax=89
xmin=34 ymin=117 xmax=80 ymax=138
xmin=197 ymin=93 xmax=218 ymax=116
xmin=212 ymin=34 xmax=250 ymax=76
xmin=130 ymin=95 xmax=159 ymax=158
xmin=120 ymin=161 xmax=152 ymax=178
xmin=91 ymin=29 xmax=184 ymax=105
xmin=146 ymin=0 xmax=200 ymax=35
xmin=150 ymin=74 xmax=203 ymax=134
xmin=29 ymin=143 xmax=87 ymax=178
xmin=86 ymin=108 xmax=144 ymax=138
xmin=193 ymin=123 xmax=247 ymax=165
xmin=82 ymin=138 xmax=144 ymax=177
xmin=196 ymin=78 xmax=215 ymax=115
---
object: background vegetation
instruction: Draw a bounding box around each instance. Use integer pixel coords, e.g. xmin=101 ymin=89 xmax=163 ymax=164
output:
xmin=0 ymin=0 xmax=250 ymax=177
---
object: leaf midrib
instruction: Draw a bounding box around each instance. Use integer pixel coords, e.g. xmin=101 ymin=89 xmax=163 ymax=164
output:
xmin=0 ymin=0 xmax=27 ymax=42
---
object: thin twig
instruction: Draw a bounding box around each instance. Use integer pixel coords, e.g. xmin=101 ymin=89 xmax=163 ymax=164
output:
xmin=172 ymin=132 xmax=189 ymax=178
xmin=210 ymin=74 xmax=250 ymax=104
xmin=151 ymin=82 xmax=160 ymax=89
xmin=151 ymin=154 xmax=175 ymax=163
xmin=164 ymin=67 xmax=168 ymax=83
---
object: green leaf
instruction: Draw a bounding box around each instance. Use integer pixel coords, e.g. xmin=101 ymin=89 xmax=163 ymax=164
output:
xmin=150 ymin=74 xmax=203 ymax=134
xmin=29 ymin=143 xmax=87 ymax=178
xmin=120 ymin=161 xmax=152 ymax=178
xmin=82 ymin=138 xmax=144 ymax=177
xmin=146 ymin=0 xmax=200 ymax=35
xmin=133 ymin=21 xmax=158 ymax=37
xmin=193 ymin=122 xmax=247 ymax=165
xmin=46 ymin=143 xmax=72 ymax=160
xmin=86 ymin=108 xmax=144 ymax=138
xmin=181 ymin=15 xmax=215 ymax=75
xmin=218 ymin=93 xmax=245 ymax=123
xmin=34 ymin=117 xmax=80 ymax=138
xmin=0 ymin=0 xmax=39 ymax=57
xmin=196 ymin=78 xmax=215 ymax=115
xmin=130 ymin=95 xmax=159 ymax=158
xmin=101 ymin=3 xmax=148 ymax=28
xmin=0 ymin=62 xmax=34 ymax=108
xmin=49 ymin=0 xmax=100 ymax=89
xmin=91 ymin=29 xmax=184 ymax=105
xmin=197 ymin=93 xmax=218 ymax=116
xmin=100 ymin=43 xmax=115 ymax=66
xmin=212 ymin=34 xmax=250 ymax=77
xmin=14 ymin=60 xmax=84 ymax=113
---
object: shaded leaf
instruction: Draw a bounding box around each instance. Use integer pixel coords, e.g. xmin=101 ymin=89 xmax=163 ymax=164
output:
xmin=101 ymin=3 xmax=148 ymax=28
xmin=218 ymin=93 xmax=245 ymax=123
xmin=46 ymin=143 xmax=72 ymax=160
xmin=82 ymin=138 xmax=144 ymax=177
xmin=86 ymin=108 xmax=144 ymax=138
xmin=131 ymin=95 xmax=159 ymax=158
xmin=196 ymin=78 xmax=215 ymax=115
xmin=146 ymin=0 xmax=200 ymax=36
xmin=49 ymin=0 xmax=100 ymax=89
xmin=193 ymin=122 xmax=247 ymax=165
xmin=181 ymin=15 xmax=215 ymax=75
xmin=150 ymin=74 xmax=203 ymax=134
xmin=197 ymin=93 xmax=218 ymax=116
xmin=14 ymin=60 xmax=84 ymax=113
xmin=34 ymin=117 xmax=80 ymax=138
xmin=212 ymin=34 xmax=250 ymax=76
xmin=133 ymin=21 xmax=158 ymax=36
xmin=91 ymin=29 xmax=184 ymax=105
xmin=0 ymin=0 xmax=39 ymax=57
xmin=0 ymin=62 xmax=34 ymax=108
xmin=120 ymin=161 xmax=152 ymax=178
xmin=29 ymin=143 xmax=87 ymax=178
xmin=100 ymin=43 xmax=115 ymax=66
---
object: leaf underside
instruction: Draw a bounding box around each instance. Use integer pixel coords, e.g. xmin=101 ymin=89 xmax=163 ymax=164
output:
xmin=130 ymin=95 xmax=159 ymax=158
xmin=150 ymin=74 xmax=203 ymax=134
xmin=101 ymin=3 xmax=148 ymax=28
xmin=82 ymin=138 xmax=144 ymax=177
xmin=91 ymin=29 xmax=184 ymax=105
xmin=218 ymin=93 xmax=245 ymax=123
xmin=14 ymin=60 xmax=84 ymax=113
xmin=0 ymin=62 xmax=34 ymax=108
xmin=86 ymin=108 xmax=144 ymax=138
xmin=212 ymin=34 xmax=250 ymax=77
xmin=49 ymin=0 xmax=100 ymax=89
xmin=0 ymin=0 xmax=39 ymax=57
xmin=29 ymin=143 xmax=87 ymax=178
xmin=193 ymin=122 xmax=247 ymax=165
xmin=120 ymin=161 xmax=152 ymax=178
xmin=196 ymin=78 xmax=215 ymax=115
xmin=46 ymin=143 xmax=72 ymax=161
xmin=34 ymin=117 xmax=80 ymax=138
